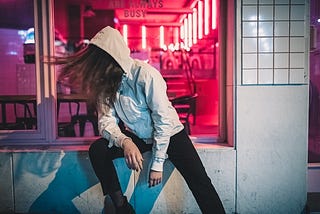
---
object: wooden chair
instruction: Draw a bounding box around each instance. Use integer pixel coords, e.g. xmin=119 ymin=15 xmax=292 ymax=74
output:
xmin=70 ymin=103 xmax=99 ymax=137
xmin=171 ymin=93 xmax=198 ymax=135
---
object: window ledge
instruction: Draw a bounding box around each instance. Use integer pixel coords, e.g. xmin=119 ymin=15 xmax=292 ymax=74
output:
xmin=0 ymin=142 xmax=233 ymax=153
xmin=193 ymin=142 xmax=233 ymax=150
xmin=0 ymin=144 xmax=90 ymax=152
xmin=308 ymin=163 xmax=320 ymax=168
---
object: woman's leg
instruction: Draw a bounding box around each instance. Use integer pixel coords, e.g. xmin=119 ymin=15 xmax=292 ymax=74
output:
xmin=89 ymin=136 xmax=151 ymax=213
xmin=167 ymin=129 xmax=225 ymax=214
xmin=88 ymin=138 xmax=124 ymax=196
xmin=89 ymin=134 xmax=152 ymax=195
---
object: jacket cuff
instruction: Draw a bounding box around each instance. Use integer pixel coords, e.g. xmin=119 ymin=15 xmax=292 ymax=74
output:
xmin=102 ymin=130 xmax=130 ymax=148
xmin=150 ymin=157 xmax=165 ymax=172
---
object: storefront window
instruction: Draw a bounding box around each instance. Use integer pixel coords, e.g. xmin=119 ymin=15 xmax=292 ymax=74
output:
xmin=54 ymin=0 xmax=222 ymax=141
xmin=309 ymin=0 xmax=320 ymax=163
xmin=0 ymin=0 xmax=231 ymax=145
xmin=0 ymin=0 xmax=37 ymax=131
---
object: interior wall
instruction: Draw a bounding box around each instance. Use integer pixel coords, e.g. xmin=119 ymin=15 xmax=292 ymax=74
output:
xmin=0 ymin=0 xmax=34 ymax=29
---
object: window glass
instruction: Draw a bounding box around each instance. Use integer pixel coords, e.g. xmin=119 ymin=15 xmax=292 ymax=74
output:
xmin=0 ymin=0 xmax=37 ymax=131
xmin=309 ymin=0 xmax=320 ymax=163
xmin=54 ymin=0 xmax=221 ymax=140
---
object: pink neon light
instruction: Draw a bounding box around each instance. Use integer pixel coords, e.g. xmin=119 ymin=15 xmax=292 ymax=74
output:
xmin=180 ymin=25 xmax=184 ymax=40
xmin=188 ymin=14 xmax=192 ymax=47
xmin=174 ymin=27 xmax=179 ymax=44
xmin=184 ymin=18 xmax=188 ymax=47
xmin=142 ymin=26 xmax=146 ymax=49
xmin=160 ymin=26 xmax=164 ymax=48
xmin=204 ymin=0 xmax=209 ymax=35
xmin=123 ymin=25 xmax=128 ymax=45
xmin=198 ymin=1 xmax=203 ymax=39
xmin=193 ymin=8 xmax=197 ymax=44
xmin=212 ymin=0 xmax=217 ymax=29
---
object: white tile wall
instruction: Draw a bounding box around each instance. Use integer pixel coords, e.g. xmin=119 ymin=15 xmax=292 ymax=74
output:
xmin=290 ymin=37 xmax=305 ymax=52
xmin=259 ymin=22 xmax=273 ymax=36
xmin=291 ymin=0 xmax=305 ymax=4
xmin=275 ymin=5 xmax=289 ymax=20
xmin=274 ymin=69 xmax=289 ymax=84
xmin=290 ymin=5 xmax=305 ymax=20
xmin=242 ymin=22 xmax=257 ymax=37
xmin=243 ymin=38 xmax=257 ymax=53
xmin=259 ymin=0 xmax=273 ymax=4
xmin=258 ymin=53 xmax=273 ymax=68
xmin=259 ymin=6 xmax=273 ymax=20
xmin=243 ymin=54 xmax=257 ymax=68
xmin=243 ymin=6 xmax=257 ymax=20
xmin=274 ymin=37 xmax=289 ymax=52
xmin=259 ymin=38 xmax=273 ymax=52
xmin=290 ymin=68 xmax=305 ymax=84
xmin=290 ymin=53 xmax=304 ymax=68
xmin=274 ymin=53 xmax=289 ymax=68
xmin=242 ymin=69 xmax=258 ymax=84
xmin=241 ymin=1 xmax=307 ymax=85
xmin=258 ymin=69 xmax=273 ymax=84
xmin=274 ymin=22 xmax=289 ymax=36
xmin=290 ymin=21 xmax=305 ymax=36
xmin=243 ymin=0 xmax=257 ymax=4
xmin=275 ymin=0 xmax=290 ymax=4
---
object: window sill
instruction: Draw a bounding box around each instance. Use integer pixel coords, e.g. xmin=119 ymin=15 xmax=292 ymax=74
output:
xmin=0 ymin=140 xmax=233 ymax=153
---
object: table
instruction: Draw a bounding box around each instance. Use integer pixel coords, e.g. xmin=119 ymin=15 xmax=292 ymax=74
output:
xmin=57 ymin=93 xmax=89 ymax=116
xmin=0 ymin=94 xmax=95 ymax=133
xmin=57 ymin=93 xmax=98 ymax=137
xmin=0 ymin=95 xmax=37 ymax=129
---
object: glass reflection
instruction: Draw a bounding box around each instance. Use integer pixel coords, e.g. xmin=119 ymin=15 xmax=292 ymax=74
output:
xmin=0 ymin=0 xmax=37 ymax=131
xmin=54 ymin=0 xmax=219 ymax=137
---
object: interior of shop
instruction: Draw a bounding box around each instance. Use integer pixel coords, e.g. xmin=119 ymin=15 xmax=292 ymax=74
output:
xmin=0 ymin=0 xmax=220 ymax=138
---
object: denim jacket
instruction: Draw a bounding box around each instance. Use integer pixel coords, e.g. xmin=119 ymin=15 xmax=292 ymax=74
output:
xmin=91 ymin=27 xmax=184 ymax=171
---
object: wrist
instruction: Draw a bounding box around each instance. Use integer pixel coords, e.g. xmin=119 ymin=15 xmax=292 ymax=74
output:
xmin=121 ymin=137 xmax=132 ymax=149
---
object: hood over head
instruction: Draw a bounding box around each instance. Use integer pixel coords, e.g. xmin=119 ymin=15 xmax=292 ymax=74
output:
xmin=90 ymin=26 xmax=132 ymax=74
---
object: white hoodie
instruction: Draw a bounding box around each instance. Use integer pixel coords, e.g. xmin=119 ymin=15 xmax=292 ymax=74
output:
xmin=90 ymin=26 xmax=184 ymax=172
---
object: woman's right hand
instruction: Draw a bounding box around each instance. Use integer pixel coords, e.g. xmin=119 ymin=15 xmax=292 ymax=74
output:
xmin=122 ymin=139 xmax=144 ymax=171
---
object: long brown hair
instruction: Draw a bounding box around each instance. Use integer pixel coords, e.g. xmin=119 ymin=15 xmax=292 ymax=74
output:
xmin=53 ymin=44 xmax=124 ymax=106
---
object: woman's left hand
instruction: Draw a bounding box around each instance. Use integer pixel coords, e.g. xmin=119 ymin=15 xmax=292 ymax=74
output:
xmin=149 ymin=170 xmax=162 ymax=187
xmin=122 ymin=139 xmax=144 ymax=171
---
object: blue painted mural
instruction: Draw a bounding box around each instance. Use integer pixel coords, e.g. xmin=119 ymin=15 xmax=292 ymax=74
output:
xmin=11 ymin=151 xmax=175 ymax=213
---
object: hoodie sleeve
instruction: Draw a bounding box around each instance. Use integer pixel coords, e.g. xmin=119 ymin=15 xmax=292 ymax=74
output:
xmin=143 ymin=68 xmax=175 ymax=172
xmin=98 ymin=102 xmax=130 ymax=148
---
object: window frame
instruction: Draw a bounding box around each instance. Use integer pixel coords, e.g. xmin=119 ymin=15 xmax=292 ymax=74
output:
xmin=0 ymin=0 xmax=234 ymax=147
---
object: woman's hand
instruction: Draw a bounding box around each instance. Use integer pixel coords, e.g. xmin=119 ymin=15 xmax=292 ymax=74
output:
xmin=122 ymin=139 xmax=143 ymax=171
xmin=149 ymin=170 xmax=163 ymax=187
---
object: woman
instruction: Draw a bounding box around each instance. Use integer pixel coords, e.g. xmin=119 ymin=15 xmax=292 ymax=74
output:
xmin=55 ymin=26 xmax=225 ymax=214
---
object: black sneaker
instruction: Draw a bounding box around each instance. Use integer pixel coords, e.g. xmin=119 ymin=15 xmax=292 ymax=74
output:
xmin=104 ymin=195 xmax=116 ymax=214
xmin=115 ymin=196 xmax=135 ymax=214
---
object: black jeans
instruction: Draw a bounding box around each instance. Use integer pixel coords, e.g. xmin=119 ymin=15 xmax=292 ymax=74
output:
xmin=89 ymin=129 xmax=225 ymax=214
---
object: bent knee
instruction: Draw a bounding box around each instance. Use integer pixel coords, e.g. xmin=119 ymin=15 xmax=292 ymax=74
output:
xmin=89 ymin=138 xmax=108 ymax=154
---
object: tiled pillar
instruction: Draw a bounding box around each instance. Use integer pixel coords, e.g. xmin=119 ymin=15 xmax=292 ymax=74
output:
xmin=240 ymin=0 xmax=308 ymax=85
